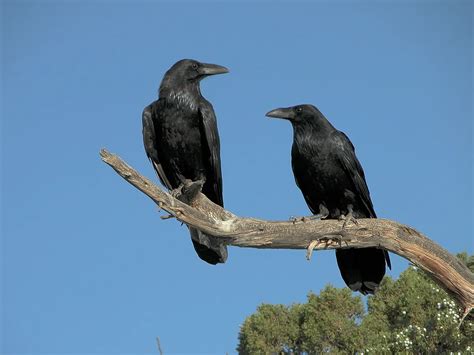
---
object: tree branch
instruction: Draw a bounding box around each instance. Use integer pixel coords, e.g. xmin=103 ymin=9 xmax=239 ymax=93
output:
xmin=100 ymin=149 xmax=474 ymax=318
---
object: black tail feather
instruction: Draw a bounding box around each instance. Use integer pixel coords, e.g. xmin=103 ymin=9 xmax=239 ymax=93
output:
xmin=336 ymin=248 xmax=387 ymax=295
xmin=189 ymin=228 xmax=227 ymax=265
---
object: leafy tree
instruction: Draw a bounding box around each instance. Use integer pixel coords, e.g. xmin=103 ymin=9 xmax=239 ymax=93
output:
xmin=237 ymin=253 xmax=474 ymax=354
xmin=237 ymin=304 xmax=300 ymax=354
xmin=298 ymin=286 xmax=364 ymax=353
xmin=237 ymin=286 xmax=364 ymax=354
xmin=361 ymin=265 xmax=473 ymax=353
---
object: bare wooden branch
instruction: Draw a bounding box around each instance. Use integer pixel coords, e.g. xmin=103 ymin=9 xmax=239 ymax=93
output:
xmin=100 ymin=148 xmax=474 ymax=318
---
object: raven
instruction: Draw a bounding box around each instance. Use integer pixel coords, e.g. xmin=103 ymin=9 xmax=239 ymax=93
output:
xmin=266 ymin=104 xmax=390 ymax=294
xmin=142 ymin=59 xmax=229 ymax=264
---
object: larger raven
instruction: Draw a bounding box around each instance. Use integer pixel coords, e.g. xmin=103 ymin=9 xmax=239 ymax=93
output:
xmin=142 ymin=59 xmax=229 ymax=264
xmin=267 ymin=104 xmax=390 ymax=294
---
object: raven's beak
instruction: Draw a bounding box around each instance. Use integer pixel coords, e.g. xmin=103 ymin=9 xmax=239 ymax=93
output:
xmin=266 ymin=107 xmax=294 ymax=120
xmin=199 ymin=63 xmax=229 ymax=76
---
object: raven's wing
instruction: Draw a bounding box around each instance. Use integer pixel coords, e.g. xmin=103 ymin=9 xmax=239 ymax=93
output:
xmin=291 ymin=155 xmax=320 ymax=215
xmin=199 ymin=102 xmax=223 ymax=207
xmin=142 ymin=103 xmax=173 ymax=190
xmin=193 ymin=102 xmax=227 ymax=264
xmin=332 ymin=131 xmax=377 ymax=218
xmin=333 ymin=131 xmax=391 ymax=269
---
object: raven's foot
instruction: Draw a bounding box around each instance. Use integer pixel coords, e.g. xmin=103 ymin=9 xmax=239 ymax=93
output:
xmin=170 ymin=179 xmax=205 ymax=204
xmin=181 ymin=179 xmax=205 ymax=203
xmin=306 ymin=233 xmax=351 ymax=260
xmin=170 ymin=183 xmax=186 ymax=199
xmin=290 ymin=215 xmax=318 ymax=224
xmin=339 ymin=210 xmax=359 ymax=229
xmin=291 ymin=205 xmax=329 ymax=224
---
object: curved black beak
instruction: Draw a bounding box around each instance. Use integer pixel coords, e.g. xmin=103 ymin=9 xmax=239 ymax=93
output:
xmin=266 ymin=107 xmax=294 ymax=120
xmin=199 ymin=63 xmax=229 ymax=76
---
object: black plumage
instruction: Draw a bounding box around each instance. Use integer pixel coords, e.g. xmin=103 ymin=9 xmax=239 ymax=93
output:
xmin=267 ymin=104 xmax=390 ymax=294
xmin=142 ymin=59 xmax=229 ymax=264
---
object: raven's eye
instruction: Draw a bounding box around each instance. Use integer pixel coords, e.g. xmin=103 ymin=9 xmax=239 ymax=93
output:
xmin=192 ymin=63 xmax=199 ymax=70
xmin=296 ymin=107 xmax=303 ymax=113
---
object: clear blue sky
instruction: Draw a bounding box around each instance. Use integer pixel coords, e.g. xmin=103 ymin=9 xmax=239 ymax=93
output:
xmin=2 ymin=0 xmax=472 ymax=353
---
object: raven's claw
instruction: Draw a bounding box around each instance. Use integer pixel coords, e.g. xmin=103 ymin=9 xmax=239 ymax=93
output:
xmin=339 ymin=207 xmax=359 ymax=229
xmin=290 ymin=205 xmax=329 ymax=224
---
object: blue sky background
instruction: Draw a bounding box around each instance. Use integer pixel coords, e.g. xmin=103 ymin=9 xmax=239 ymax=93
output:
xmin=2 ymin=0 xmax=472 ymax=353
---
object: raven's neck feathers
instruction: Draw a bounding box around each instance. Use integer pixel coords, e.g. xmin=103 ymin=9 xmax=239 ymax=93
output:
xmin=293 ymin=114 xmax=336 ymax=141
xmin=159 ymin=82 xmax=202 ymax=111
xmin=291 ymin=116 xmax=337 ymax=163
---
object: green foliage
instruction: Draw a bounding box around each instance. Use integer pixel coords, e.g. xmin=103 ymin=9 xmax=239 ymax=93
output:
xmin=237 ymin=253 xmax=474 ymax=354
xmin=361 ymin=265 xmax=473 ymax=353
xmin=299 ymin=286 xmax=364 ymax=353
xmin=237 ymin=286 xmax=364 ymax=354
xmin=237 ymin=304 xmax=300 ymax=354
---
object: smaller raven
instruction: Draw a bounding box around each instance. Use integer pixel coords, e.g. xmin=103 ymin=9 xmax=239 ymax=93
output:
xmin=267 ymin=104 xmax=390 ymax=294
xmin=142 ymin=59 xmax=229 ymax=264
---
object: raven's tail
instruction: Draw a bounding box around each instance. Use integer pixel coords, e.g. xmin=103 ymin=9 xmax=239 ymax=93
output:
xmin=335 ymin=248 xmax=390 ymax=295
xmin=189 ymin=227 xmax=228 ymax=265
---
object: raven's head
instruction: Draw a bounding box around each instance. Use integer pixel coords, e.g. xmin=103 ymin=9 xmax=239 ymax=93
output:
xmin=266 ymin=104 xmax=335 ymax=135
xmin=160 ymin=59 xmax=228 ymax=94
xmin=266 ymin=104 xmax=322 ymax=124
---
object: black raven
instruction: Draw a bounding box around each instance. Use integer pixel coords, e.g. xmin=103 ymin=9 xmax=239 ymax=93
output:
xmin=266 ymin=104 xmax=390 ymax=294
xmin=142 ymin=59 xmax=229 ymax=264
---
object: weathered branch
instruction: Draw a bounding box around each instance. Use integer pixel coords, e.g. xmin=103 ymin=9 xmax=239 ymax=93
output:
xmin=100 ymin=149 xmax=474 ymax=318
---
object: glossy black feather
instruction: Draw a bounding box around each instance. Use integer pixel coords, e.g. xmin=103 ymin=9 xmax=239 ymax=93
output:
xmin=272 ymin=104 xmax=390 ymax=294
xmin=142 ymin=59 xmax=228 ymax=264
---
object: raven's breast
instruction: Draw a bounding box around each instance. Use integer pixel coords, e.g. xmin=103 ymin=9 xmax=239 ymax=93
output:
xmin=292 ymin=143 xmax=355 ymax=218
xmin=156 ymin=108 xmax=207 ymax=188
